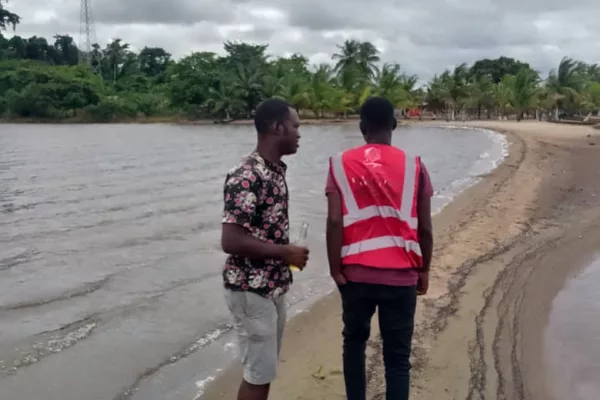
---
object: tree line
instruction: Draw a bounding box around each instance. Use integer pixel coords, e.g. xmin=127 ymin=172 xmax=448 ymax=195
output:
xmin=1 ymin=3 xmax=599 ymax=122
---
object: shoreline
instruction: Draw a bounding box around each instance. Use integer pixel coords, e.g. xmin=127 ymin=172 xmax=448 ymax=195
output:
xmin=2 ymin=116 xmax=598 ymax=129
xmin=0 ymin=117 xmax=359 ymax=126
xmin=196 ymin=123 xmax=508 ymax=399
xmin=201 ymin=121 xmax=600 ymax=400
xmin=201 ymin=124 xmax=519 ymax=399
xmin=395 ymin=121 xmax=600 ymax=400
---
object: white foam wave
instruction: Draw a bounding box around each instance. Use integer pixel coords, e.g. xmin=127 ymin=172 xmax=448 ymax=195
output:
xmin=167 ymin=325 xmax=232 ymax=364
xmin=193 ymin=375 xmax=216 ymax=400
xmin=429 ymin=126 xmax=508 ymax=215
xmin=0 ymin=322 xmax=97 ymax=377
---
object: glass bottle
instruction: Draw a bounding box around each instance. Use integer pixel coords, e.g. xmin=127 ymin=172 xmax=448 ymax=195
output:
xmin=289 ymin=221 xmax=308 ymax=272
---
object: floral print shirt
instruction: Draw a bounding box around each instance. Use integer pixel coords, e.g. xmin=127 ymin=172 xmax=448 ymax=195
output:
xmin=222 ymin=151 xmax=292 ymax=299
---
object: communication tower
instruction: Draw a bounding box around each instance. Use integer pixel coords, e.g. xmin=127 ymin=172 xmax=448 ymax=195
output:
xmin=79 ymin=0 xmax=99 ymax=72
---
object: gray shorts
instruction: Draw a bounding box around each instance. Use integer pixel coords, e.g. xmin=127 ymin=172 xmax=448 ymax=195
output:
xmin=224 ymin=290 xmax=287 ymax=385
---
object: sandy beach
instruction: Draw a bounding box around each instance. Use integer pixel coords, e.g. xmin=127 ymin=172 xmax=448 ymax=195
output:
xmin=202 ymin=121 xmax=600 ymax=400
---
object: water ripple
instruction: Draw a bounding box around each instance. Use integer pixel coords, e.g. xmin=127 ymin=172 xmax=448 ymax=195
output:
xmin=114 ymin=324 xmax=233 ymax=400
xmin=1 ymin=275 xmax=113 ymax=311
xmin=0 ymin=317 xmax=98 ymax=378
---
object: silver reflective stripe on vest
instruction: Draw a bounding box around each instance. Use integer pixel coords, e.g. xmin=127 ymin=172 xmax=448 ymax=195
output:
xmin=330 ymin=152 xmax=419 ymax=229
xmin=341 ymin=236 xmax=422 ymax=257
xmin=330 ymin=152 xmax=359 ymax=215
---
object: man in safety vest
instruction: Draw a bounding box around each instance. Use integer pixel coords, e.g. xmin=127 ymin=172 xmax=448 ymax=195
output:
xmin=325 ymin=96 xmax=434 ymax=400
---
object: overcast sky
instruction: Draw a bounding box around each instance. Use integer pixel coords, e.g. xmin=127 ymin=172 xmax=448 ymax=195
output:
xmin=5 ymin=0 xmax=600 ymax=80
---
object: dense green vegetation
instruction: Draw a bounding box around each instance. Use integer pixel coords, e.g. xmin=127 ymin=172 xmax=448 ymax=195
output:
xmin=1 ymin=3 xmax=599 ymax=122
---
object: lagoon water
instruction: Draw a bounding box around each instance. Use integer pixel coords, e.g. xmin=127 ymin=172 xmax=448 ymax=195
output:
xmin=0 ymin=123 xmax=506 ymax=399
xmin=545 ymin=257 xmax=600 ymax=400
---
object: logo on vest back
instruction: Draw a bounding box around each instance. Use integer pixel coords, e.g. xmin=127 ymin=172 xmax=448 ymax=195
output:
xmin=363 ymin=147 xmax=382 ymax=168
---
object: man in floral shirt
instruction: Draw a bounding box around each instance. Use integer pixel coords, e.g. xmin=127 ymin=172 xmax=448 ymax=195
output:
xmin=221 ymin=98 xmax=309 ymax=400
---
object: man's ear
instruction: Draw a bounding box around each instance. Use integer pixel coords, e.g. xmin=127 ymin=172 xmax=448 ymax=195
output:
xmin=392 ymin=117 xmax=397 ymax=130
xmin=359 ymin=120 xmax=366 ymax=136
xmin=274 ymin=122 xmax=284 ymax=135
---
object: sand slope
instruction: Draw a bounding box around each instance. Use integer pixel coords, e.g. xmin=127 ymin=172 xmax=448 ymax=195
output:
xmin=202 ymin=121 xmax=600 ymax=400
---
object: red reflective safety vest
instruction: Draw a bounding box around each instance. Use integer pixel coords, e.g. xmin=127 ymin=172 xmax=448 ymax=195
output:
xmin=329 ymin=144 xmax=423 ymax=269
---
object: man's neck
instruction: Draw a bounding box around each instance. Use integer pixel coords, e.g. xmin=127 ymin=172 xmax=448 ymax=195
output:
xmin=256 ymin=142 xmax=281 ymax=164
xmin=365 ymin=133 xmax=392 ymax=145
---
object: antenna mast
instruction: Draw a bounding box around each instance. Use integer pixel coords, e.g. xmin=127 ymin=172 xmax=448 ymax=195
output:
xmin=79 ymin=0 xmax=99 ymax=71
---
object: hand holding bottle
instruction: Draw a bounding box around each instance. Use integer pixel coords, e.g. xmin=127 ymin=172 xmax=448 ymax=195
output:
xmin=289 ymin=222 xmax=309 ymax=271
xmin=284 ymin=244 xmax=309 ymax=270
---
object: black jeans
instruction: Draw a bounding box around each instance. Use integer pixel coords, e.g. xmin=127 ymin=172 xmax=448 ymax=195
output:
xmin=339 ymin=282 xmax=417 ymax=400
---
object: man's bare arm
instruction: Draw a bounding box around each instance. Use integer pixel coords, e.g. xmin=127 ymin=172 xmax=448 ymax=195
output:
xmin=416 ymin=193 xmax=433 ymax=272
xmin=326 ymin=191 xmax=344 ymax=277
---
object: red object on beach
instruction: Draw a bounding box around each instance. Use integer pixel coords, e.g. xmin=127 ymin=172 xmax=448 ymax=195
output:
xmin=407 ymin=108 xmax=421 ymax=117
xmin=328 ymin=144 xmax=423 ymax=269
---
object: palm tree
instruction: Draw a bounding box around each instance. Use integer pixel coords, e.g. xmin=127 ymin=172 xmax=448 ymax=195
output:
xmin=533 ymin=86 xmax=554 ymax=120
xmin=546 ymin=57 xmax=587 ymax=119
xmin=104 ymin=39 xmax=130 ymax=82
xmin=3 ymin=35 xmax=27 ymax=59
xmin=464 ymin=75 xmax=494 ymax=119
xmin=591 ymin=82 xmax=600 ymax=116
xmin=0 ymin=0 xmax=20 ymax=31
xmin=204 ymin=81 xmax=242 ymax=121
xmin=503 ymin=68 xmax=540 ymax=121
xmin=332 ymin=39 xmax=380 ymax=82
xmin=335 ymin=65 xmax=362 ymax=94
xmin=232 ymin=63 xmax=264 ymax=118
xmin=307 ymin=64 xmax=335 ymax=118
xmin=425 ymin=75 xmax=447 ymax=116
xmin=261 ymin=74 xmax=284 ymax=98
xmin=581 ymin=81 xmax=600 ymax=118
xmin=118 ymin=52 xmax=139 ymax=79
xmin=399 ymin=74 xmax=419 ymax=97
xmin=53 ymin=35 xmax=79 ymax=66
xmin=494 ymin=81 xmax=512 ymax=120
xmin=332 ymin=39 xmax=361 ymax=75
xmin=587 ymin=64 xmax=600 ymax=82
xmin=373 ymin=64 xmax=401 ymax=94
xmin=370 ymin=64 xmax=414 ymax=111
xmin=427 ymin=65 xmax=468 ymax=120
xmin=357 ymin=41 xmax=380 ymax=80
xmin=278 ymin=75 xmax=310 ymax=113
xmin=327 ymin=87 xmax=353 ymax=117
xmin=451 ymin=64 xmax=470 ymax=120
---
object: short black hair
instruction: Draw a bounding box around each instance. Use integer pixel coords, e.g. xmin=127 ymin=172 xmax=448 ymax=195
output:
xmin=359 ymin=96 xmax=396 ymax=130
xmin=254 ymin=98 xmax=292 ymax=134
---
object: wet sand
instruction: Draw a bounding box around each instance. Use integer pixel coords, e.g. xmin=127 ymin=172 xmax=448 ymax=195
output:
xmin=202 ymin=121 xmax=600 ymax=400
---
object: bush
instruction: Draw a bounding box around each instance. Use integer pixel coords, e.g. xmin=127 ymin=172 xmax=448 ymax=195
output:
xmin=84 ymin=96 xmax=137 ymax=122
xmin=126 ymin=93 xmax=169 ymax=117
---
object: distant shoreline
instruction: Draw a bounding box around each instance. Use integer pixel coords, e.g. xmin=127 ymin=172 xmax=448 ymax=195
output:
xmin=0 ymin=116 xmax=359 ymax=125
xmin=3 ymin=116 xmax=598 ymax=129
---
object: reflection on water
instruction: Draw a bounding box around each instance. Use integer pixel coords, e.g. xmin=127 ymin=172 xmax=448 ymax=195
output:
xmin=545 ymin=257 xmax=600 ymax=400
xmin=0 ymin=123 xmax=506 ymax=400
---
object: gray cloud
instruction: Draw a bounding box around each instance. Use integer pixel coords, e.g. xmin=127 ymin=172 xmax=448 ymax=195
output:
xmin=3 ymin=0 xmax=600 ymax=81
xmin=93 ymin=0 xmax=234 ymax=25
